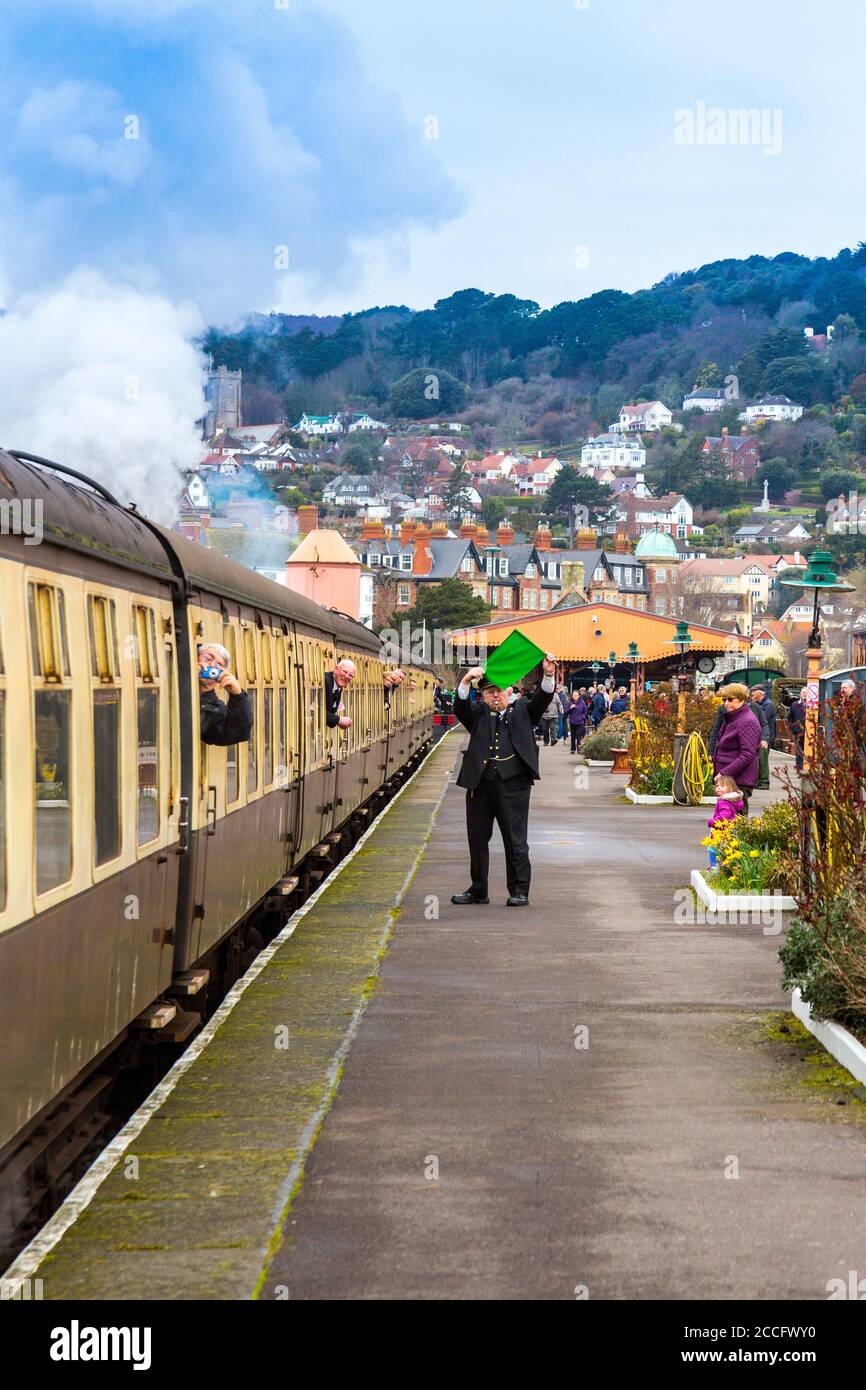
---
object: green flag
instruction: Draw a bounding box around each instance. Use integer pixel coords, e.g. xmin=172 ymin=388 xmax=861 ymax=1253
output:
xmin=482 ymin=629 xmax=546 ymax=689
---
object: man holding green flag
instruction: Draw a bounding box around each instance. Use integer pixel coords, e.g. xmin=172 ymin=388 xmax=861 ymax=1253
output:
xmin=451 ymin=633 xmax=557 ymax=908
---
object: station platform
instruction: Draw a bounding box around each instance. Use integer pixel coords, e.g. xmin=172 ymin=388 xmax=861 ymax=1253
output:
xmin=14 ymin=734 xmax=866 ymax=1300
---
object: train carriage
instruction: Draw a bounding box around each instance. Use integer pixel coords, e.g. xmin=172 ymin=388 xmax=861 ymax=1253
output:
xmin=0 ymin=450 xmax=435 ymax=1255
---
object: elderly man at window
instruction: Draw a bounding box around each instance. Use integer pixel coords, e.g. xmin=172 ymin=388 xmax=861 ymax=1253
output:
xmin=325 ymin=658 xmax=356 ymax=729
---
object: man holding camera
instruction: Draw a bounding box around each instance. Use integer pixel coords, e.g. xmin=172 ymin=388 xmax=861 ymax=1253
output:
xmin=198 ymin=643 xmax=253 ymax=746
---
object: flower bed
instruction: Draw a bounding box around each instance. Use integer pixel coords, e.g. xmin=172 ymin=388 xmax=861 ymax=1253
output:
xmin=701 ymin=801 xmax=799 ymax=898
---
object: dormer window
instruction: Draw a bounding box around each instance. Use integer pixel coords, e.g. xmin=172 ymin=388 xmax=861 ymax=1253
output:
xmin=498 ymin=558 xmax=508 ymax=576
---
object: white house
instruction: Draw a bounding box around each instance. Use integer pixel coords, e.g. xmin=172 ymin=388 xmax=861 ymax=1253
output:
xmin=346 ymin=412 xmax=388 ymax=432
xmin=826 ymin=492 xmax=866 ymax=535
xmin=682 ymin=388 xmax=726 ymax=412
xmin=509 ymin=456 xmax=563 ymax=495
xmin=738 ymin=395 xmax=804 ymax=424
xmin=185 ymin=472 xmax=211 ymax=508
xmin=612 ymin=401 xmax=673 ymax=433
xmin=581 ymin=432 xmax=646 ymax=470
xmin=466 ymin=451 xmax=521 ymax=482
xmin=295 ymin=412 xmax=341 ymax=436
xmin=322 ymin=473 xmax=382 ymax=507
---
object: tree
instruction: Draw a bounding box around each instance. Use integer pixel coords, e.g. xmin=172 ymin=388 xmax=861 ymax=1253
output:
xmin=386 ymin=577 xmax=491 ymax=635
xmin=818 ymin=468 xmax=865 ymax=503
xmin=442 ymin=463 xmax=475 ymax=517
xmin=547 ymin=465 xmax=613 ymax=543
xmin=481 ymin=495 xmax=508 ymax=530
xmin=389 ymin=366 xmax=466 ymax=419
xmin=695 ymin=360 xmax=722 ymax=388
xmin=759 ymin=355 xmax=823 ymax=403
xmin=760 ymin=456 xmax=797 ymax=500
xmin=340 ymin=442 xmax=376 ymax=475
xmin=535 ymin=411 xmax=570 ymax=445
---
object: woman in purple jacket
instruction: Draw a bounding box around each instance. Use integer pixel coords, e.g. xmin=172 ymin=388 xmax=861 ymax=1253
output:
xmin=712 ymin=683 xmax=761 ymax=814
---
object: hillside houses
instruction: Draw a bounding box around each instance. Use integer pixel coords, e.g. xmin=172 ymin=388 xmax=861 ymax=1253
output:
xmin=581 ymin=433 xmax=646 ymax=471
xmin=701 ymin=428 xmax=760 ymax=481
xmin=734 ymin=517 xmax=812 ymax=544
xmin=738 ymin=394 xmax=804 ymax=424
xmin=510 ymin=455 xmax=563 ymax=495
xmin=611 ymin=400 xmax=673 ymax=433
xmin=683 ymin=387 xmax=726 ymax=412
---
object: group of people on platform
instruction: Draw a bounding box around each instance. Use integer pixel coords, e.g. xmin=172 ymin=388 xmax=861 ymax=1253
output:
xmin=536 ymin=681 xmax=631 ymax=750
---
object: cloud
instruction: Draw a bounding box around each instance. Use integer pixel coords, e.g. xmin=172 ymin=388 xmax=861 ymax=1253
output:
xmin=0 ymin=271 xmax=206 ymax=522
xmin=0 ymin=1 xmax=464 ymax=321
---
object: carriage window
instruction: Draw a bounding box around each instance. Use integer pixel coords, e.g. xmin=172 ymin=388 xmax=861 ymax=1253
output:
xmin=29 ymin=582 xmax=70 ymax=679
xmin=247 ymin=696 xmax=258 ymax=794
xmin=222 ymin=622 xmax=241 ymax=803
xmin=93 ymin=688 xmax=121 ymax=864
xmin=88 ymin=595 xmax=119 ymax=681
xmin=263 ymin=687 xmax=273 ymax=784
xmin=137 ymin=688 xmax=159 ymax=844
xmin=166 ymin=642 xmax=178 ymax=816
xmin=278 ymin=686 xmax=287 ymax=781
xmin=35 ymin=689 xmax=72 ymax=892
xmin=133 ymin=604 xmax=159 ymax=680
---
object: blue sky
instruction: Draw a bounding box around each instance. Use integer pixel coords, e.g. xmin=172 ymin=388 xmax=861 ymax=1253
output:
xmin=2 ymin=0 xmax=865 ymax=321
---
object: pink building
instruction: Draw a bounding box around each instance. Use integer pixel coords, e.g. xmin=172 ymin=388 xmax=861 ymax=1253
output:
xmin=284 ymin=528 xmax=362 ymax=619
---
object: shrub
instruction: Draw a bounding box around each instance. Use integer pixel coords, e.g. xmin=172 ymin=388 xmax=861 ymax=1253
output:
xmin=583 ymin=728 xmax=628 ymax=759
xmin=776 ymin=695 xmax=866 ymax=1034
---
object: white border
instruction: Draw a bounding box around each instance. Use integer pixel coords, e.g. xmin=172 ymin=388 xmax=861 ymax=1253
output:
xmin=690 ymin=868 xmax=796 ymax=914
xmin=3 ymin=734 xmax=454 ymax=1291
xmin=791 ymin=988 xmax=866 ymax=1088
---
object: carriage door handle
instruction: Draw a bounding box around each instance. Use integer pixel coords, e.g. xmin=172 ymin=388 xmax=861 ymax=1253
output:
xmin=206 ymin=784 xmax=218 ymax=836
xmin=177 ymin=796 xmax=190 ymax=854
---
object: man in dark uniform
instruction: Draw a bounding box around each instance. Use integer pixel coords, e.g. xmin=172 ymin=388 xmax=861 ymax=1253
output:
xmin=451 ymin=652 xmax=557 ymax=907
xmin=198 ymin=643 xmax=253 ymax=746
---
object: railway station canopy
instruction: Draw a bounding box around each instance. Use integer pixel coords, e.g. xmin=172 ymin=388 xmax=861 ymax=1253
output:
xmin=450 ymin=602 xmax=749 ymax=671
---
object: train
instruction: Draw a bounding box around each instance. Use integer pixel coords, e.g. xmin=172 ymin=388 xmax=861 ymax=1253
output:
xmin=0 ymin=449 xmax=436 ymax=1256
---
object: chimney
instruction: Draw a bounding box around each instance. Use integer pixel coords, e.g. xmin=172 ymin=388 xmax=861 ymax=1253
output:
xmin=413 ymin=523 xmax=433 ymax=576
xmin=400 ymin=517 xmax=417 ymax=546
xmin=474 ymin=523 xmax=489 ymax=545
xmin=497 ymin=520 xmax=515 ymax=546
xmin=430 ymin=519 xmax=449 ymax=537
xmin=576 ymin=527 xmax=596 ymax=550
xmin=614 ymin=528 xmax=628 ymax=554
xmin=534 ymin=522 xmax=552 ymax=551
xmin=458 ymin=519 xmax=477 ymax=539
xmin=361 ymin=515 xmax=385 ymax=540
xmin=298 ymin=503 xmax=319 ymax=535
xmin=721 ymin=426 xmax=728 ymax=438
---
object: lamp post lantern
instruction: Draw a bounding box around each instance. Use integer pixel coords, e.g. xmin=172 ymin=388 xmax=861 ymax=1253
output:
xmin=622 ymin=641 xmax=645 ymax=718
xmin=664 ymin=620 xmax=694 ymax=736
xmin=781 ymin=550 xmax=854 ymax=770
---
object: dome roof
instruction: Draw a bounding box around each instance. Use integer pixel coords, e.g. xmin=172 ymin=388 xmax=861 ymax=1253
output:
xmin=634 ymin=527 xmax=678 ymax=559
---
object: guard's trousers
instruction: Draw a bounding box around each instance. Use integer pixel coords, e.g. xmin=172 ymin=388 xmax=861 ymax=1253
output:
xmin=466 ymin=771 xmax=533 ymax=898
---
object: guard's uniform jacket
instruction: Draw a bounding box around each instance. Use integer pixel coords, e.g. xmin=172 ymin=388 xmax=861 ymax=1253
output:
xmin=454 ymin=679 xmax=552 ymax=900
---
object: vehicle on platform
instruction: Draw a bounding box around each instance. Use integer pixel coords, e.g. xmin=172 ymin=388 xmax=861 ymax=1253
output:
xmin=0 ymin=449 xmax=435 ymax=1258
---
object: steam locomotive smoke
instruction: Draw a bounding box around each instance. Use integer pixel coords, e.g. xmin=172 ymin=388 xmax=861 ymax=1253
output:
xmin=0 ymin=272 xmax=206 ymax=522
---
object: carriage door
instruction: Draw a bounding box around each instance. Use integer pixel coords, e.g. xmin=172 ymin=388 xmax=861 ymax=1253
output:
xmin=186 ymin=598 xmax=224 ymax=964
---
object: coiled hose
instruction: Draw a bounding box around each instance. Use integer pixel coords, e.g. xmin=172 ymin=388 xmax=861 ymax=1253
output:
xmin=672 ymin=729 xmax=712 ymax=805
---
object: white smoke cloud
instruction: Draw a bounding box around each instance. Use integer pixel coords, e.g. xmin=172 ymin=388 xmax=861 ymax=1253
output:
xmin=0 ymin=271 xmax=206 ymax=522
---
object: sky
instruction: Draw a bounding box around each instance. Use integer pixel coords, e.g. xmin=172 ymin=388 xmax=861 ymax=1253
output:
xmin=0 ymin=0 xmax=864 ymax=507
xmin=1 ymin=0 xmax=865 ymax=322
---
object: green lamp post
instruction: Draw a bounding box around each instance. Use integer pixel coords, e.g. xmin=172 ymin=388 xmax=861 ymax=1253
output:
xmin=780 ymin=550 xmax=854 ymax=769
xmin=664 ymin=620 xmax=694 ymax=734
xmin=622 ymin=641 xmax=645 ymax=715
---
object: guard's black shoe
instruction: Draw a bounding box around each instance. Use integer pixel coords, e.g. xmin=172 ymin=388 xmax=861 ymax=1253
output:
xmin=451 ymin=890 xmax=490 ymax=905
xmin=506 ymin=894 xmax=529 ymax=907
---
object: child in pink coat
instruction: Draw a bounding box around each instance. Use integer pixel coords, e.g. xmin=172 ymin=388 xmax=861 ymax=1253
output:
xmin=706 ymin=773 xmax=746 ymax=867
